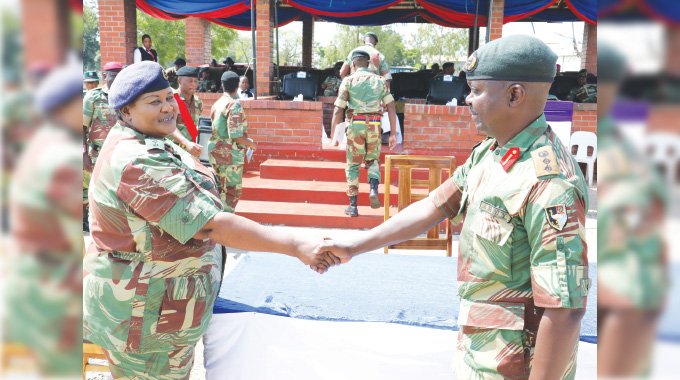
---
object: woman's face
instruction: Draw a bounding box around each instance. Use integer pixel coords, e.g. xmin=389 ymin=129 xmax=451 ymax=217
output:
xmin=122 ymin=87 xmax=178 ymax=137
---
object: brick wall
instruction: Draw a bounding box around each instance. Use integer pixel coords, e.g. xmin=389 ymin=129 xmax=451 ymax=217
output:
xmin=185 ymin=18 xmax=211 ymax=66
xmin=255 ymin=0 xmax=274 ymax=95
xmin=22 ymin=0 xmax=68 ymax=66
xmin=98 ymin=0 xmax=137 ymax=66
xmin=302 ymin=18 xmax=314 ymax=68
xmin=571 ymin=103 xmax=597 ymax=134
xmin=489 ymin=0 xmax=505 ymax=41
xmin=581 ymin=24 xmax=597 ymax=75
xmin=403 ymin=104 xmax=484 ymax=152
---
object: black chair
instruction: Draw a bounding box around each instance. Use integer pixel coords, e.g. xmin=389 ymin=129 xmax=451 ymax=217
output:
xmin=549 ymin=75 xmax=579 ymax=100
xmin=427 ymin=76 xmax=466 ymax=105
xmin=280 ymin=71 xmax=319 ymax=100
xmin=391 ymin=72 xmax=430 ymax=99
xmin=197 ymin=117 xmax=212 ymax=165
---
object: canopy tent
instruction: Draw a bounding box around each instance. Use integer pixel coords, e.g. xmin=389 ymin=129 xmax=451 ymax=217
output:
xmin=136 ymin=0 xmax=598 ymax=27
xmin=599 ymin=0 xmax=680 ymax=24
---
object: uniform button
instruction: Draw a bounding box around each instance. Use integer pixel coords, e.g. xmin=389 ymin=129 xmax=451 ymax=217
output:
xmin=495 ymin=150 xmax=500 ymax=155
xmin=181 ymin=212 xmax=191 ymax=223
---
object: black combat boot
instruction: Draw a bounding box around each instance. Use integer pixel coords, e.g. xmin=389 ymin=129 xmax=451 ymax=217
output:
xmin=369 ymin=178 xmax=381 ymax=209
xmin=344 ymin=195 xmax=359 ymax=217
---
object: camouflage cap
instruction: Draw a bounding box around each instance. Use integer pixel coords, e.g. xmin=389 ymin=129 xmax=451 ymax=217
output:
xmin=83 ymin=70 xmax=99 ymax=82
xmin=465 ymin=34 xmax=557 ymax=83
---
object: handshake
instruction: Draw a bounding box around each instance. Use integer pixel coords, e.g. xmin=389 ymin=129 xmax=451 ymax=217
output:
xmin=293 ymin=237 xmax=359 ymax=274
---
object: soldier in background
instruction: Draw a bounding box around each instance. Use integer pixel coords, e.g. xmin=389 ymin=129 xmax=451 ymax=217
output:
xmin=209 ymin=71 xmax=257 ymax=213
xmin=165 ymin=57 xmax=186 ymax=90
xmin=318 ymin=35 xmax=590 ymax=379
xmin=566 ymin=69 xmax=597 ymax=103
xmin=340 ymin=32 xmax=392 ymax=87
xmin=167 ymin=65 xmax=203 ymax=157
xmin=321 ymin=61 xmax=343 ymax=97
xmin=331 ymin=50 xmax=397 ymax=217
xmin=83 ymin=70 xmax=99 ymax=92
xmin=83 ymin=62 xmax=338 ymax=379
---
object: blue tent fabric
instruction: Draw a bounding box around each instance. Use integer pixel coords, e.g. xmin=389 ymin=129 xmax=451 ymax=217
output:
xmin=285 ymin=0 xmax=402 ymax=16
xmin=213 ymin=252 xmax=598 ymax=342
xmin=142 ymin=0 xmax=247 ymax=15
xmin=641 ymin=0 xmax=680 ymax=24
xmin=422 ymin=0 xmax=556 ymax=17
xmin=565 ymin=0 xmax=597 ymax=23
xmin=213 ymin=8 xmax=302 ymax=30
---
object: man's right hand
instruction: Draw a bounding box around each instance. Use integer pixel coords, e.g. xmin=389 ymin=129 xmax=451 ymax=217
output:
xmin=310 ymin=238 xmax=354 ymax=272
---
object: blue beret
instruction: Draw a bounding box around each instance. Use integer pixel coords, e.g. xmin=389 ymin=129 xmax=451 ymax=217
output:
xmin=108 ymin=61 xmax=170 ymax=110
xmin=36 ymin=63 xmax=83 ymax=114
xmin=465 ymin=34 xmax=557 ymax=83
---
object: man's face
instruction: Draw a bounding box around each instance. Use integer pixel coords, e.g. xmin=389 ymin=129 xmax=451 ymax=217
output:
xmin=577 ymin=76 xmax=587 ymax=85
xmin=84 ymin=81 xmax=98 ymax=90
xmin=179 ymin=76 xmax=199 ymax=96
xmin=104 ymin=70 xmax=120 ymax=89
xmin=239 ymin=78 xmax=249 ymax=90
xmin=444 ymin=66 xmax=454 ymax=75
xmin=143 ymin=37 xmax=152 ymax=50
xmin=465 ymin=80 xmax=509 ymax=136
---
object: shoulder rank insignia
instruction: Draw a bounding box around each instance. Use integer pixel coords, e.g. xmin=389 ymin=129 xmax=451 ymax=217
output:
xmin=501 ymin=147 xmax=520 ymax=172
xmin=545 ymin=204 xmax=568 ymax=231
xmin=145 ymin=139 xmax=165 ymax=151
xmin=531 ymin=145 xmax=560 ymax=177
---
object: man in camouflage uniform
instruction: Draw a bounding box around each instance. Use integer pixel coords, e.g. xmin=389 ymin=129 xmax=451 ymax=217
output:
xmin=82 ymin=61 xmax=123 ymax=230
xmin=331 ymin=50 xmax=397 ymax=217
xmin=83 ymin=70 xmax=99 ymax=92
xmin=566 ymin=69 xmax=597 ymax=103
xmin=319 ymin=35 xmax=590 ymax=379
xmin=198 ymin=66 xmax=215 ymax=93
xmin=340 ymin=32 xmax=392 ymax=86
xmin=83 ymin=62 xmax=339 ymax=379
xmin=165 ymin=57 xmax=186 ymax=90
xmin=209 ymin=71 xmax=257 ymax=213
xmin=321 ymin=62 xmax=343 ymax=97
xmin=596 ymin=43 xmax=669 ymax=377
xmin=170 ymin=66 xmax=203 ymax=143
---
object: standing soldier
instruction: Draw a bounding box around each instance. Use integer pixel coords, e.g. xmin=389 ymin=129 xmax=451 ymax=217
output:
xmin=83 ymin=70 xmax=100 ymax=92
xmin=168 ymin=65 xmax=203 ymax=157
xmin=340 ymin=32 xmax=392 ymax=87
xmin=209 ymin=71 xmax=257 ymax=213
xmin=82 ymin=61 xmax=123 ymax=230
xmin=165 ymin=57 xmax=186 ymax=90
xmin=331 ymin=50 xmax=397 ymax=217
xmin=318 ymin=35 xmax=591 ymax=379
xmin=83 ymin=61 xmax=339 ymax=379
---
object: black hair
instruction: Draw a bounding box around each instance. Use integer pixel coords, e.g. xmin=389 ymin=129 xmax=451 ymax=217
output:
xmin=141 ymin=34 xmax=151 ymax=42
xmin=442 ymin=62 xmax=454 ymax=71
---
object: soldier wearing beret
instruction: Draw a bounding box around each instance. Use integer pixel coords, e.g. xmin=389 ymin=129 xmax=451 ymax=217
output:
xmin=83 ymin=61 xmax=339 ymax=379
xmin=208 ymin=71 xmax=257 ymax=213
xmin=167 ymin=65 xmax=203 ymax=157
xmin=165 ymin=57 xmax=186 ymax=90
xmin=566 ymin=69 xmax=597 ymax=103
xmin=83 ymin=61 xmax=123 ymax=230
xmin=83 ymin=70 xmax=100 ymax=92
xmin=331 ymin=50 xmax=397 ymax=217
xmin=319 ymin=35 xmax=590 ymax=379
xmin=340 ymin=32 xmax=392 ymax=86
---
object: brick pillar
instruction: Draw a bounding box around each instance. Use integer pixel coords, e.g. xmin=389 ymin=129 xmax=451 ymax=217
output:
xmin=98 ymin=0 xmax=137 ymax=67
xmin=581 ymin=24 xmax=597 ymax=75
xmin=185 ymin=18 xmax=211 ymax=66
xmin=21 ymin=0 xmax=69 ymax=66
xmin=255 ymin=0 xmax=275 ymax=96
xmin=302 ymin=17 xmax=314 ymax=69
xmin=488 ymin=0 xmax=505 ymax=41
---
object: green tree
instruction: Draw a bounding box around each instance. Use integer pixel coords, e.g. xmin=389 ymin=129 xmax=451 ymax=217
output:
xmin=407 ymin=25 xmax=468 ymax=68
xmin=83 ymin=0 xmax=100 ymax=71
xmin=136 ymin=10 xmax=185 ymax=67
xmin=211 ymin=24 xmax=238 ymax=63
xmin=315 ymin=25 xmax=409 ymax=68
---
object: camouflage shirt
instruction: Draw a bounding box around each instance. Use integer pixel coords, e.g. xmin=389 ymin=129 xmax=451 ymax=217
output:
xmin=83 ymin=86 xmax=118 ymax=164
xmin=208 ymin=93 xmax=247 ymax=166
xmin=429 ymin=115 xmax=590 ymax=340
xmin=174 ymin=89 xmax=203 ymax=142
xmin=322 ymin=75 xmax=342 ymax=97
xmin=83 ymin=121 xmax=224 ymax=354
xmin=335 ymin=68 xmax=394 ymax=115
xmin=345 ymin=43 xmax=392 ymax=80
xmin=567 ymin=84 xmax=597 ymax=103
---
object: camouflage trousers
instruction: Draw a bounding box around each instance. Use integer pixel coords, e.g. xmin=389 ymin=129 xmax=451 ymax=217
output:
xmin=104 ymin=345 xmax=195 ymax=380
xmin=214 ymin=164 xmax=244 ymax=213
xmin=83 ymin=168 xmax=91 ymax=205
xmin=345 ymin=118 xmax=381 ymax=196
xmin=454 ymin=327 xmax=578 ymax=379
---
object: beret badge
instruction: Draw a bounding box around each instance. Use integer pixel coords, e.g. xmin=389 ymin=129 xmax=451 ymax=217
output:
xmin=465 ymin=52 xmax=478 ymax=72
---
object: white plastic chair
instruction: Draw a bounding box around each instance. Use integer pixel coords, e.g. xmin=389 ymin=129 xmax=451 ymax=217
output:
xmin=570 ymin=131 xmax=598 ymax=186
xmin=644 ymin=133 xmax=680 ymax=186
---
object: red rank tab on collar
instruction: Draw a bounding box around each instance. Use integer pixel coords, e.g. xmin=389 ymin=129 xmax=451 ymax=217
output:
xmin=501 ymin=147 xmax=520 ymax=172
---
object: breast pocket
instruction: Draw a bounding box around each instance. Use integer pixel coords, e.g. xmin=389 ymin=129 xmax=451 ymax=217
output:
xmin=468 ymin=201 xmax=515 ymax=281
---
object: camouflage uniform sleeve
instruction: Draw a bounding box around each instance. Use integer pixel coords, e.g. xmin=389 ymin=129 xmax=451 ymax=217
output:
xmin=214 ymin=106 xmax=229 ymax=138
xmin=83 ymin=91 xmax=95 ymax=128
xmin=428 ymin=153 xmax=473 ymax=221
xmin=334 ymin=78 xmax=350 ymax=109
xmin=116 ymin=154 xmax=222 ymax=244
xmin=379 ymin=79 xmax=395 ymax=106
xmin=226 ymin=101 xmax=246 ymax=139
xmin=379 ymin=53 xmax=392 ymax=81
xmin=523 ymin=179 xmax=590 ymax=309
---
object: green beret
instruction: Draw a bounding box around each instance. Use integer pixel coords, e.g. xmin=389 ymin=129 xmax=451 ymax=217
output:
xmin=176 ymin=66 xmax=199 ymax=77
xmin=365 ymin=32 xmax=378 ymax=43
xmin=597 ymin=42 xmax=626 ymax=83
xmin=83 ymin=71 xmax=99 ymax=82
xmin=352 ymin=50 xmax=370 ymax=61
xmin=465 ymin=34 xmax=557 ymax=83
